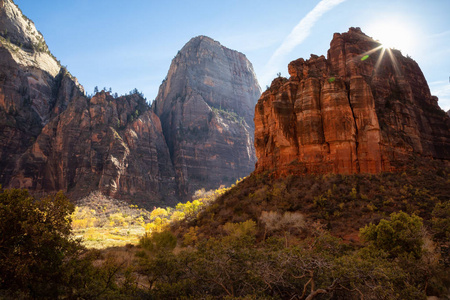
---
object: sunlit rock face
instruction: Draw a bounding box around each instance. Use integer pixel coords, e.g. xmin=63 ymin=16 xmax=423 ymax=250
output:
xmin=255 ymin=27 xmax=450 ymax=175
xmin=153 ymin=36 xmax=261 ymax=198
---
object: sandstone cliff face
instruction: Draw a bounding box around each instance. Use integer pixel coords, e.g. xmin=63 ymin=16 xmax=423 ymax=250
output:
xmin=0 ymin=1 xmax=178 ymax=207
xmin=0 ymin=1 xmax=263 ymax=205
xmin=0 ymin=0 xmax=84 ymax=185
xmin=255 ymin=27 xmax=450 ymax=175
xmin=0 ymin=0 xmax=50 ymax=54
xmin=153 ymin=36 xmax=261 ymax=197
xmin=9 ymin=92 xmax=178 ymax=206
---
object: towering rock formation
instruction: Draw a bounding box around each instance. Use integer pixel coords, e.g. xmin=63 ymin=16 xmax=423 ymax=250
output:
xmin=255 ymin=27 xmax=450 ymax=175
xmin=0 ymin=0 xmax=178 ymax=206
xmin=0 ymin=0 xmax=83 ymax=185
xmin=9 ymin=92 xmax=178 ymax=206
xmin=153 ymin=36 xmax=261 ymax=197
xmin=0 ymin=1 xmax=261 ymax=206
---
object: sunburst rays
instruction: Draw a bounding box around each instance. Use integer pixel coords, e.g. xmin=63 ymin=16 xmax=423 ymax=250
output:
xmin=355 ymin=44 xmax=402 ymax=76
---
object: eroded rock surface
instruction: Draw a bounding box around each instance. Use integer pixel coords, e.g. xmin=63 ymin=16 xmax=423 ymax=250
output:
xmin=9 ymin=92 xmax=178 ymax=206
xmin=0 ymin=1 xmax=262 ymax=206
xmin=153 ymin=36 xmax=261 ymax=197
xmin=255 ymin=27 xmax=450 ymax=175
xmin=0 ymin=0 xmax=84 ymax=185
xmin=0 ymin=0 xmax=178 ymax=206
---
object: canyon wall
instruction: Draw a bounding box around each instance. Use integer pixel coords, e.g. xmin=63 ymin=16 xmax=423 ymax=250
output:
xmin=153 ymin=36 xmax=261 ymax=197
xmin=0 ymin=0 xmax=260 ymax=206
xmin=254 ymin=27 xmax=450 ymax=175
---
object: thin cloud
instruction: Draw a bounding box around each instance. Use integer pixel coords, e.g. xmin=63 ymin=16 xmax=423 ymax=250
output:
xmin=261 ymin=0 xmax=347 ymax=86
xmin=429 ymin=30 xmax=450 ymax=39
xmin=429 ymin=80 xmax=448 ymax=86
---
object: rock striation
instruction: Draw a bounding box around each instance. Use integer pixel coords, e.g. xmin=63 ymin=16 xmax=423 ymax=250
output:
xmin=0 ymin=0 xmax=178 ymax=206
xmin=153 ymin=36 xmax=261 ymax=197
xmin=0 ymin=1 xmax=261 ymax=206
xmin=0 ymin=0 xmax=84 ymax=186
xmin=9 ymin=91 xmax=178 ymax=206
xmin=255 ymin=27 xmax=450 ymax=175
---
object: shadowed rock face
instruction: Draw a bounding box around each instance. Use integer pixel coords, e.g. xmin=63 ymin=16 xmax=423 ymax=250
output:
xmin=0 ymin=0 xmax=178 ymax=207
xmin=255 ymin=27 xmax=450 ymax=175
xmin=0 ymin=1 xmax=262 ymax=206
xmin=153 ymin=36 xmax=261 ymax=198
xmin=0 ymin=0 xmax=84 ymax=185
xmin=8 ymin=92 xmax=178 ymax=207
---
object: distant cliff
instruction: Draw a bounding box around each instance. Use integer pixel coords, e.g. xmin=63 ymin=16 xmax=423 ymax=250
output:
xmin=153 ymin=36 xmax=261 ymax=198
xmin=8 ymin=91 xmax=178 ymax=206
xmin=0 ymin=0 xmax=84 ymax=186
xmin=255 ymin=27 xmax=450 ymax=175
xmin=0 ymin=0 xmax=261 ymax=206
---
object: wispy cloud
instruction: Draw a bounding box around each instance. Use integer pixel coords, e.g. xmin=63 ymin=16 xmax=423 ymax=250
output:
xmin=429 ymin=30 xmax=450 ymax=39
xmin=261 ymin=0 xmax=347 ymax=86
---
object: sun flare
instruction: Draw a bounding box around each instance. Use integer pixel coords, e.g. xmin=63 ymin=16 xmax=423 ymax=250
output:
xmin=366 ymin=19 xmax=416 ymax=55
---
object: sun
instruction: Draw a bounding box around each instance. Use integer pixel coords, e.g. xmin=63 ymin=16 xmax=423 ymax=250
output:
xmin=358 ymin=17 xmax=420 ymax=76
xmin=365 ymin=19 xmax=416 ymax=55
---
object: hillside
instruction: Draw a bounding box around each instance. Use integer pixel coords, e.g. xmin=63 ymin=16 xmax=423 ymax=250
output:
xmin=179 ymin=157 xmax=449 ymax=243
xmin=0 ymin=1 xmax=449 ymax=298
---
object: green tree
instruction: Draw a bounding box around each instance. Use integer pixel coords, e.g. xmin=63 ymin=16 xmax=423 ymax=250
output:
xmin=0 ymin=188 xmax=79 ymax=298
xmin=139 ymin=231 xmax=177 ymax=253
xmin=360 ymin=211 xmax=424 ymax=259
xmin=431 ymin=201 xmax=450 ymax=243
xmin=0 ymin=188 xmax=148 ymax=299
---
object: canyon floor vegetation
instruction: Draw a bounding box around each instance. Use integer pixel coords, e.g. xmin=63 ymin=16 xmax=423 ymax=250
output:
xmin=0 ymin=162 xmax=449 ymax=299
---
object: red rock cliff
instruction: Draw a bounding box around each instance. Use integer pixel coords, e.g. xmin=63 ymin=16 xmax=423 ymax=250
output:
xmin=0 ymin=0 xmax=84 ymax=185
xmin=8 ymin=92 xmax=178 ymax=207
xmin=0 ymin=1 xmax=262 ymax=205
xmin=255 ymin=27 xmax=450 ymax=175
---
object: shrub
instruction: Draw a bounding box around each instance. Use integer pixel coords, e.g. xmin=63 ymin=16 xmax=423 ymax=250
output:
xmin=139 ymin=231 xmax=177 ymax=253
xmin=360 ymin=211 xmax=424 ymax=259
xmin=0 ymin=188 xmax=78 ymax=297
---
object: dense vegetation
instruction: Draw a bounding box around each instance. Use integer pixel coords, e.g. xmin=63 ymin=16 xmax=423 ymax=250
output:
xmin=0 ymin=188 xmax=135 ymax=299
xmin=184 ymin=161 xmax=449 ymax=242
xmin=136 ymin=213 xmax=447 ymax=299
xmin=0 ymin=161 xmax=449 ymax=299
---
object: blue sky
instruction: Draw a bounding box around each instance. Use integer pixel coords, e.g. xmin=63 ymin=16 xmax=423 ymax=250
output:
xmin=15 ymin=0 xmax=450 ymax=111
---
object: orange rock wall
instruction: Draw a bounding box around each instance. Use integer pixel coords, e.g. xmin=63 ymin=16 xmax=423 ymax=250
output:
xmin=255 ymin=28 xmax=450 ymax=175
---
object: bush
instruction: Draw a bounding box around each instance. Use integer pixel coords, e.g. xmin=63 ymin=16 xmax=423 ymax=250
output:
xmin=139 ymin=231 xmax=177 ymax=253
xmin=0 ymin=188 xmax=79 ymax=297
xmin=360 ymin=211 xmax=424 ymax=259
xmin=0 ymin=188 xmax=135 ymax=299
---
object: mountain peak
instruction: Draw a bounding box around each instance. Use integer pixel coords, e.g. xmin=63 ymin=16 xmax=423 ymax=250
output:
xmin=0 ymin=0 xmax=48 ymax=52
xmin=255 ymin=27 xmax=450 ymax=176
xmin=189 ymin=35 xmax=219 ymax=45
xmin=153 ymin=36 xmax=261 ymax=197
xmin=0 ymin=0 xmax=60 ymax=77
